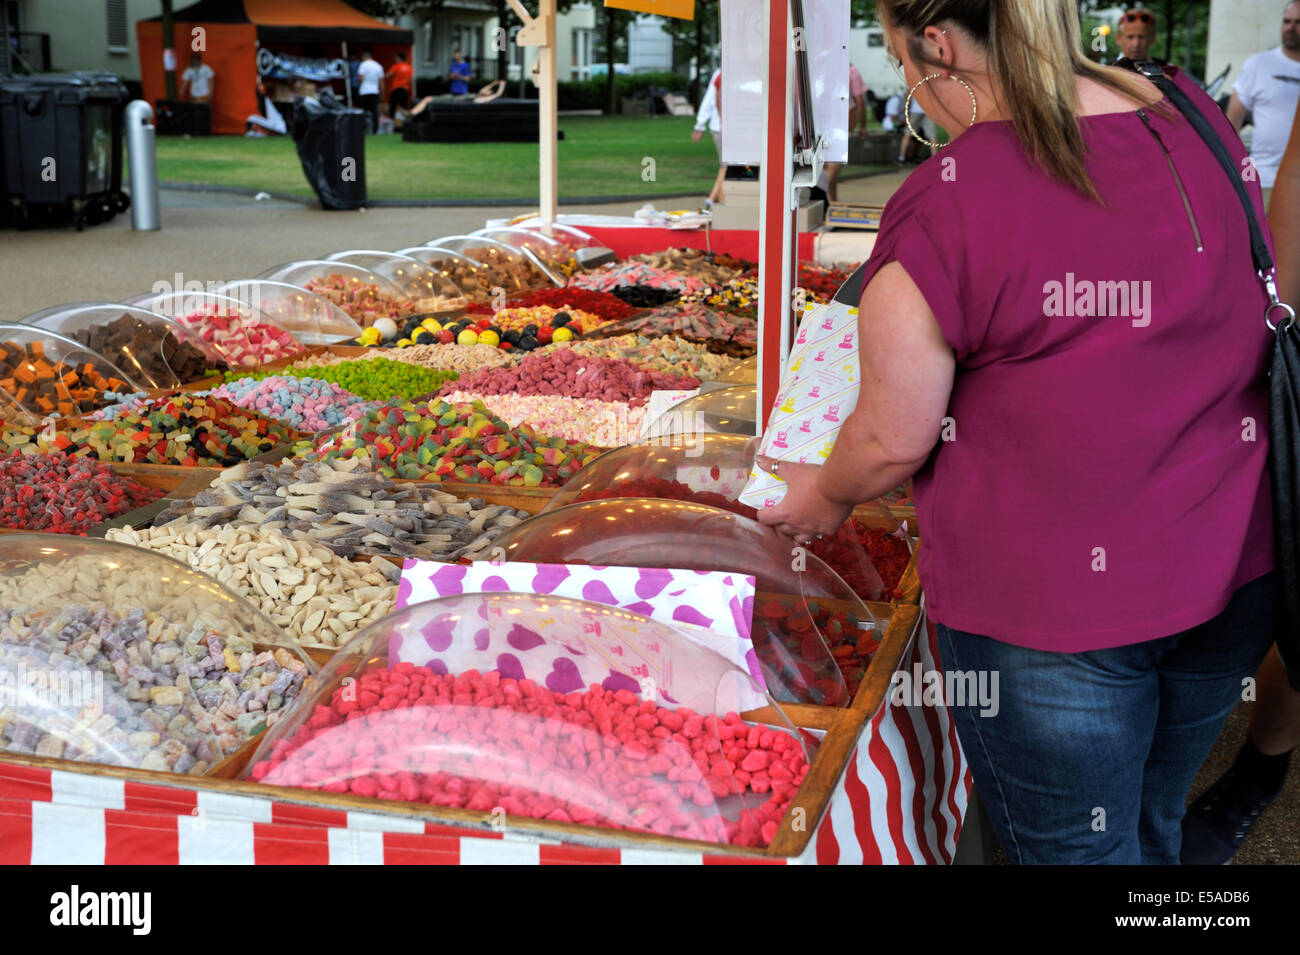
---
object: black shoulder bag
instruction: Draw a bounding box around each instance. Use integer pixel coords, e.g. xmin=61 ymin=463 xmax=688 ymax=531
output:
xmin=1133 ymin=61 xmax=1300 ymax=689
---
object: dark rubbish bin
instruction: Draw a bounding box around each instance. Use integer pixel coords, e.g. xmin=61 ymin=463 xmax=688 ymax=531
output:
xmin=290 ymin=90 xmax=367 ymax=211
xmin=0 ymin=71 xmax=129 ymax=229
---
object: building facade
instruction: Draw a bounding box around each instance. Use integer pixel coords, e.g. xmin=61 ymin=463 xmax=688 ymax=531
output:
xmin=7 ymin=0 xmax=158 ymax=76
xmin=1208 ymin=0 xmax=1292 ymax=88
xmin=398 ymin=1 xmax=598 ymax=88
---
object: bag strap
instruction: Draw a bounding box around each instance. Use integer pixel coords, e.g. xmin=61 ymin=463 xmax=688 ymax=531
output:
xmin=1133 ymin=61 xmax=1295 ymax=330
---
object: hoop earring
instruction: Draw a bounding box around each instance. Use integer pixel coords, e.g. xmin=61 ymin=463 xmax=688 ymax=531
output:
xmin=904 ymin=73 xmax=978 ymax=149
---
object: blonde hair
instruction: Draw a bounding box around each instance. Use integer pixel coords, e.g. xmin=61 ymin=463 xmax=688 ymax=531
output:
xmin=880 ymin=0 xmax=1160 ymax=199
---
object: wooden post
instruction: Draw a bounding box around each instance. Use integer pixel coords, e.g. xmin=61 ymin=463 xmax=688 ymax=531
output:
xmin=510 ymin=0 xmax=557 ymax=235
xmin=162 ymin=0 xmax=177 ymax=101
xmin=538 ymin=0 xmax=558 ymax=233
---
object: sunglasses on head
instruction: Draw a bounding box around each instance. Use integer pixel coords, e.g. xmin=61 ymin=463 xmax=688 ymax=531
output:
xmin=1120 ymin=11 xmax=1154 ymax=24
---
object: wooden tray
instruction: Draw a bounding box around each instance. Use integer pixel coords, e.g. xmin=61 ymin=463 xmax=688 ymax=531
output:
xmin=0 ymin=692 xmax=862 ymax=860
xmin=61 ymin=642 xmax=869 ymax=859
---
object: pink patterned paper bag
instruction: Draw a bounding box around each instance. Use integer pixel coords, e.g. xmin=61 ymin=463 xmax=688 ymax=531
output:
xmin=394 ymin=560 xmax=765 ymax=708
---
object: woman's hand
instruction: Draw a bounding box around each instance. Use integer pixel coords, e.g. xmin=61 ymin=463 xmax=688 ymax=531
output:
xmin=753 ymin=455 xmax=853 ymax=544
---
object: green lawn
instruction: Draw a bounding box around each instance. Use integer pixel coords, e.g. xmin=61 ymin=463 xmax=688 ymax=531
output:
xmin=153 ymin=116 xmax=890 ymax=202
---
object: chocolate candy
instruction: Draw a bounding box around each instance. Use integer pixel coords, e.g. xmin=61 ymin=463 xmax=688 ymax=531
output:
xmin=64 ymin=314 xmax=224 ymax=386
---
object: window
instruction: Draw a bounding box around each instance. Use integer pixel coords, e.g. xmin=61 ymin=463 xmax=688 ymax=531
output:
xmin=866 ymin=31 xmax=884 ymax=48
xmin=572 ymin=28 xmax=593 ymax=80
xmin=423 ymin=21 xmax=437 ymax=63
xmin=106 ymin=0 xmax=128 ymax=52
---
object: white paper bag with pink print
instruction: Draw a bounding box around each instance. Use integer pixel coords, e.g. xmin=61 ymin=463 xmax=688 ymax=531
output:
xmin=739 ymin=300 xmax=860 ymax=509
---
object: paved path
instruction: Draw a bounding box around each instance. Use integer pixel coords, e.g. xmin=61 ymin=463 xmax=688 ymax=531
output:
xmin=0 ymin=172 xmax=910 ymax=320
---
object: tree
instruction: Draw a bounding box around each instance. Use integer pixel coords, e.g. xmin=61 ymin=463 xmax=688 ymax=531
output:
xmin=662 ymin=2 xmax=719 ymax=105
xmin=595 ymin=7 xmax=635 ymax=113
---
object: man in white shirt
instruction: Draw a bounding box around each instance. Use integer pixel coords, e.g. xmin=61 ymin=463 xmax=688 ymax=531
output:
xmin=1227 ymin=0 xmax=1300 ymax=208
xmin=356 ymin=49 xmax=385 ymax=134
xmin=180 ymin=52 xmax=214 ymax=103
xmin=691 ymin=68 xmax=724 ymax=206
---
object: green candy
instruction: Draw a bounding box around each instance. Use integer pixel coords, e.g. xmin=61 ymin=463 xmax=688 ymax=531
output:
xmin=225 ymin=358 xmax=457 ymax=403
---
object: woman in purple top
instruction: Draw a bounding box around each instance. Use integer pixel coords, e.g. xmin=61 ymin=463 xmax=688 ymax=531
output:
xmin=758 ymin=0 xmax=1277 ymax=864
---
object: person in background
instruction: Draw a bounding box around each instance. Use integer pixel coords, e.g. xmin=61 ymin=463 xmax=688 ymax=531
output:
xmin=757 ymin=0 xmax=1277 ymax=864
xmin=179 ymin=51 xmax=214 ymax=104
xmin=449 ymin=49 xmax=472 ymax=97
xmin=356 ymin=49 xmax=384 ymax=133
xmin=1179 ymin=91 xmax=1300 ymax=866
xmin=1226 ymin=0 xmax=1300 ymax=209
xmin=245 ymin=79 xmax=286 ymax=137
xmin=849 ymin=63 xmax=868 ymax=137
xmin=907 ymin=93 xmax=935 ymax=160
xmin=692 ymin=68 xmax=725 ymax=207
xmin=386 ymin=51 xmax=414 ymax=119
xmin=1113 ymin=8 xmax=1162 ymax=65
xmin=883 ymin=91 xmax=911 ymax=163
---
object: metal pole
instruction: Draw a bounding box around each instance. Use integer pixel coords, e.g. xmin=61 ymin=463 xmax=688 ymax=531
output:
xmin=342 ymin=40 xmax=353 ymax=108
xmin=126 ymin=100 xmax=161 ymax=230
xmin=1 ymin=3 xmax=12 ymax=77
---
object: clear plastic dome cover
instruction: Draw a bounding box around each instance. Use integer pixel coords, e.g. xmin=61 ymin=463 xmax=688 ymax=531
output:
xmin=213 ymin=280 xmax=363 ymax=345
xmin=254 ymin=259 xmax=420 ymax=326
xmin=21 ymin=302 xmax=223 ymax=388
xmin=534 ymin=222 xmax=597 ymax=251
xmin=0 ymin=323 xmax=142 ymax=417
xmin=712 ymin=356 xmax=757 ymax=384
xmin=407 ymin=246 xmax=503 ymax=304
xmin=244 ymin=592 xmax=812 ymax=847
xmin=472 ymin=227 xmax=571 ymax=275
xmin=425 ymin=235 xmax=557 ymax=290
xmin=648 ymin=384 xmax=757 ymax=439
xmin=324 ymin=250 xmax=467 ymax=312
xmin=544 ymin=435 xmax=894 ymax=604
xmin=490 ymin=498 xmax=884 ymax=707
xmin=126 ymin=290 xmax=305 ymax=369
xmin=0 ymin=535 xmax=312 ymax=774
xmin=544 ymin=434 xmax=760 ymax=517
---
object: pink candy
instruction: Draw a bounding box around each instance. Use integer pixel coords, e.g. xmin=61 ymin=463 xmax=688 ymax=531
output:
xmin=569 ymin=264 xmax=710 ymax=296
xmin=439 ymin=349 xmax=698 ymax=408
xmin=441 ymin=390 xmax=645 ymax=447
xmin=178 ymin=307 xmax=304 ymax=368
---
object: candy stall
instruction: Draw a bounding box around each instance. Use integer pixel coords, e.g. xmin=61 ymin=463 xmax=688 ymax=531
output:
xmin=0 ymin=222 xmax=965 ymax=864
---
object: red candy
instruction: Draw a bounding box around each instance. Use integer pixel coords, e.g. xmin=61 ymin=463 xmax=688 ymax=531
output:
xmin=0 ymin=451 xmax=163 ymax=534
xmin=249 ymin=666 xmax=811 ymax=849
xmin=812 ymin=520 xmax=911 ymax=597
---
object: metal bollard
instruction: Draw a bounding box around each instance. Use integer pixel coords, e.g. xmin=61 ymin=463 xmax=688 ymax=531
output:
xmin=125 ymin=100 xmax=160 ymax=231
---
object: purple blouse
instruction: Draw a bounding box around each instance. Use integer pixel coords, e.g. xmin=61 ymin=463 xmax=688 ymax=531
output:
xmin=856 ymin=69 xmax=1275 ymax=651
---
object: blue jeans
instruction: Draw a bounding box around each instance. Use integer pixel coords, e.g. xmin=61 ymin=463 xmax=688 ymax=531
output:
xmin=936 ymin=573 xmax=1275 ymax=864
